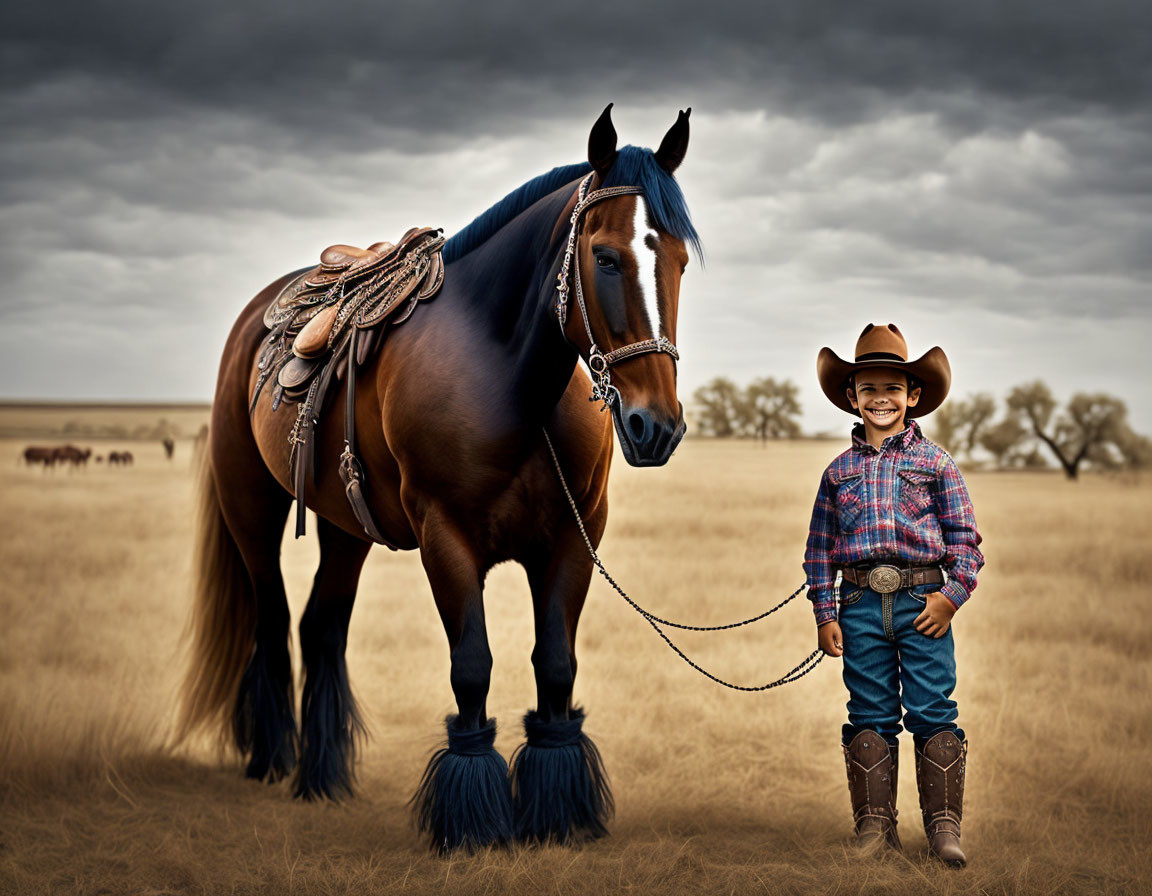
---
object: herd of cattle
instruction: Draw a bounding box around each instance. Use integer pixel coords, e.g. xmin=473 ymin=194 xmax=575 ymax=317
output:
xmin=23 ymin=444 xmax=138 ymax=468
xmin=20 ymin=436 xmax=186 ymax=470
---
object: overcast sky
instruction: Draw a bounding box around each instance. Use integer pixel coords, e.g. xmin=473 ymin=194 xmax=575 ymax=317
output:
xmin=2 ymin=0 xmax=1150 ymax=436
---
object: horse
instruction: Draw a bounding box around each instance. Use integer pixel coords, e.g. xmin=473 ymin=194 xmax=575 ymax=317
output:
xmin=178 ymin=104 xmax=701 ymax=852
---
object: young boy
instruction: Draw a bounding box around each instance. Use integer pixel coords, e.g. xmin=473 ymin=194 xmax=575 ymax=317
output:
xmin=803 ymin=323 xmax=984 ymax=866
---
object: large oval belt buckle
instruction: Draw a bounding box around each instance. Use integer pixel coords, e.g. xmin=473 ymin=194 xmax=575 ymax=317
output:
xmin=867 ymin=565 xmax=902 ymax=594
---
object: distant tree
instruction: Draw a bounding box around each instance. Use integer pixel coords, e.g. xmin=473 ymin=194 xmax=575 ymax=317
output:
xmin=930 ymin=393 xmax=996 ymax=461
xmin=692 ymin=377 xmax=743 ymax=437
xmin=931 ymin=402 xmax=964 ymax=455
xmin=979 ymin=416 xmax=1029 ymax=467
xmin=1114 ymin=428 xmax=1152 ymax=469
xmin=956 ymin=393 xmax=997 ymax=458
xmin=1020 ymin=448 xmax=1049 ymax=469
xmin=744 ymin=377 xmax=802 ymax=442
xmin=1007 ymin=382 xmax=1146 ymax=479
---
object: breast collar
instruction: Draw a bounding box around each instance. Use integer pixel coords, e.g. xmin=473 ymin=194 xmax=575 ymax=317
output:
xmin=555 ymin=172 xmax=680 ymax=410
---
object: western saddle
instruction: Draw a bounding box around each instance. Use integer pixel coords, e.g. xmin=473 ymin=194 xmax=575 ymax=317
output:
xmin=252 ymin=226 xmax=446 ymax=545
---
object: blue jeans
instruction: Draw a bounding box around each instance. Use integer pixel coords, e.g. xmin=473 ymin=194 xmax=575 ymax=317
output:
xmin=837 ymin=579 xmax=963 ymax=746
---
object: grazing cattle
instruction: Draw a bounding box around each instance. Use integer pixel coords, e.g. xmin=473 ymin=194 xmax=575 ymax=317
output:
xmin=54 ymin=445 xmax=92 ymax=468
xmin=23 ymin=446 xmax=56 ymax=467
xmin=22 ymin=445 xmax=90 ymax=468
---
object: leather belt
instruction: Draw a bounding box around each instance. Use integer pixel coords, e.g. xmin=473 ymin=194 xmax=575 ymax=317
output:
xmin=842 ymin=564 xmax=944 ymax=595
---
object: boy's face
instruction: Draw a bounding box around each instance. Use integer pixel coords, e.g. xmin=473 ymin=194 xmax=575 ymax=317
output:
xmin=847 ymin=366 xmax=921 ymax=434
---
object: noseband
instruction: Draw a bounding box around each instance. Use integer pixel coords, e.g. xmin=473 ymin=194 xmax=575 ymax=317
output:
xmin=555 ymin=172 xmax=680 ymax=410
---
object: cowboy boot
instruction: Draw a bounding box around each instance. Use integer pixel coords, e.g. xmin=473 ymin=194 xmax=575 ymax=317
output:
xmin=843 ymin=730 xmax=901 ymax=853
xmin=915 ymin=731 xmax=967 ymax=867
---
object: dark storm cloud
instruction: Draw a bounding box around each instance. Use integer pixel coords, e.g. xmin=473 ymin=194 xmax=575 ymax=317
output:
xmin=4 ymin=0 xmax=1152 ymax=138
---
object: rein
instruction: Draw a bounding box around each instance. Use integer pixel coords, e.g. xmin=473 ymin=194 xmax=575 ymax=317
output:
xmin=556 ymin=172 xmax=680 ymax=411
xmin=547 ymin=176 xmax=821 ymax=689
xmin=542 ymin=430 xmax=824 ymax=692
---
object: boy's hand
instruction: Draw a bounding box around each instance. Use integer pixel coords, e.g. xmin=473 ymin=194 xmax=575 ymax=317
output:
xmin=914 ymin=592 xmax=956 ymax=638
xmin=818 ymin=621 xmax=844 ymax=657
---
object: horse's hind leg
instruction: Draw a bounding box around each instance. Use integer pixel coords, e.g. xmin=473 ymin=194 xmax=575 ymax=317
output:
xmin=410 ymin=514 xmax=513 ymax=852
xmin=510 ymin=528 xmax=613 ymax=844
xmin=294 ymin=517 xmax=372 ymax=800
xmin=212 ymin=429 xmax=298 ymax=782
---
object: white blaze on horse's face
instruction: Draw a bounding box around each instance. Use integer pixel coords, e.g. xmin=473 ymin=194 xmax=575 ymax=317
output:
xmin=629 ymin=198 xmax=662 ymax=339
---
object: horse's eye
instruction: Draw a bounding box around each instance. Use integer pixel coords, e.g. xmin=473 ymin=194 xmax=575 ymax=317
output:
xmin=596 ymin=255 xmax=618 ymax=270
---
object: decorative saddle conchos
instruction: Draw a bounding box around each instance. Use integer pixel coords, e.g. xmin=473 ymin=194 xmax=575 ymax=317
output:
xmin=255 ymin=226 xmax=445 ymax=410
xmin=251 ymin=226 xmax=446 ymax=546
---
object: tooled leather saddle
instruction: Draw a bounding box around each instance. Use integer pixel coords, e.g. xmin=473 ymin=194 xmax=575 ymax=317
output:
xmin=251 ymin=226 xmax=446 ymax=545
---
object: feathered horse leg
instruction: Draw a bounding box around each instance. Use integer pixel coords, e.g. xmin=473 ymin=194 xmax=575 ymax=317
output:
xmin=511 ymin=533 xmax=613 ymax=843
xmin=409 ymin=517 xmax=512 ymax=852
xmin=293 ymin=517 xmax=372 ymax=800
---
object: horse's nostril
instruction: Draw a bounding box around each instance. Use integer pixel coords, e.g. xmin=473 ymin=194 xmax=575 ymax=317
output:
xmin=628 ymin=412 xmax=647 ymax=441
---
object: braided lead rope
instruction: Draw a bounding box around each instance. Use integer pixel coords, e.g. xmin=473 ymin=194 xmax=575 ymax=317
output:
xmin=542 ymin=429 xmax=824 ymax=691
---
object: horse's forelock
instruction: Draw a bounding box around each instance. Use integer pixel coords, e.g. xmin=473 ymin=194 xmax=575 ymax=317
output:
xmin=600 ymin=146 xmax=703 ymax=264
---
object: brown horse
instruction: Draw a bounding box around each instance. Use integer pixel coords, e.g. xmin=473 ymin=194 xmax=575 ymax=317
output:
xmin=179 ymin=105 xmax=700 ymax=851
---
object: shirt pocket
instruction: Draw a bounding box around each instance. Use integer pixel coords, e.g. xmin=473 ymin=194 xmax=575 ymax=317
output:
xmin=897 ymin=468 xmax=937 ymax=523
xmin=832 ymin=471 xmax=865 ymax=533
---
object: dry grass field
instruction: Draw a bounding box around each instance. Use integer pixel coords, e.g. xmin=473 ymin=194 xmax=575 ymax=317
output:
xmin=1 ymin=408 xmax=1149 ymax=895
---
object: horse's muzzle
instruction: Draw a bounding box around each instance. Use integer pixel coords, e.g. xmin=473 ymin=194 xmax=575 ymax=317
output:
xmin=613 ymin=402 xmax=686 ymax=467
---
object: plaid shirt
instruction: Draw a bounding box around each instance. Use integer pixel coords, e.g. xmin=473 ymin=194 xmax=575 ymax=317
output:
xmin=803 ymin=419 xmax=984 ymax=625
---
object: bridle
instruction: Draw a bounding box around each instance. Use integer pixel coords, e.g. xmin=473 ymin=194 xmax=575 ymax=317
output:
xmin=555 ymin=172 xmax=680 ymax=410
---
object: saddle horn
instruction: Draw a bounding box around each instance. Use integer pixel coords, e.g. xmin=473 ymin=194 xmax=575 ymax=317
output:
xmin=588 ymin=102 xmax=618 ymax=176
xmin=654 ymin=108 xmax=691 ymax=175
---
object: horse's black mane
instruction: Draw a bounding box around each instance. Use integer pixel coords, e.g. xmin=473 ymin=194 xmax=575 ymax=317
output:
xmin=443 ymin=163 xmax=592 ymax=264
xmin=443 ymin=146 xmax=702 ymax=264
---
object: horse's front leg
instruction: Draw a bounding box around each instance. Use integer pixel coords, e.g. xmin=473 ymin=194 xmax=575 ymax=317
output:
xmin=511 ymin=524 xmax=614 ymax=844
xmin=410 ymin=513 xmax=513 ymax=852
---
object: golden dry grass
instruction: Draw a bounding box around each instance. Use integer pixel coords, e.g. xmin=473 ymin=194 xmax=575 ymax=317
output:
xmin=1 ymin=414 xmax=1150 ymax=895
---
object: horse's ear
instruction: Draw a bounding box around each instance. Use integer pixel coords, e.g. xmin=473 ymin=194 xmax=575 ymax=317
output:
xmin=588 ymin=103 xmax=618 ymax=176
xmin=654 ymin=108 xmax=691 ymax=174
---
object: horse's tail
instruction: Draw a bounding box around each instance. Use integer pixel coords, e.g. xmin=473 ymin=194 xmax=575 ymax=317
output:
xmin=174 ymin=443 xmax=257 ymax=746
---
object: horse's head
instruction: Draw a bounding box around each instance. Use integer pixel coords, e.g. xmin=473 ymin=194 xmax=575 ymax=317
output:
xmin=559 ymin=105 xmax=700 ymax=467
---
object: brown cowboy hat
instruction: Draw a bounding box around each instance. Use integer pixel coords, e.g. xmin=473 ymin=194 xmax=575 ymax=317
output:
xmin=817 ymin=323 xmax=951 ymax=418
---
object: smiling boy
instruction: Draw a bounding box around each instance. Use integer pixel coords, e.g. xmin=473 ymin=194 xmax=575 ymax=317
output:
xmin=803 ymin=323 xmax=984 ymax=866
